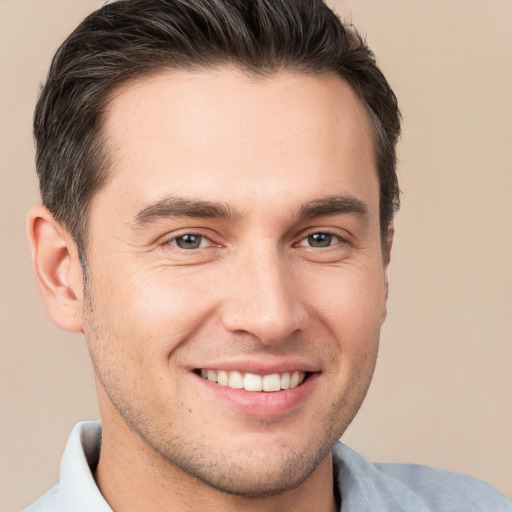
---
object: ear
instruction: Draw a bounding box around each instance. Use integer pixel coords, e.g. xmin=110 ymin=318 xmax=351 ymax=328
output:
xmin=381 ymin=223 xmax=394 ymax=323
xmin=383 ymin=223 xmax=394 ymax=275
xmin=27 ymin=205 xmax=84 ymax=332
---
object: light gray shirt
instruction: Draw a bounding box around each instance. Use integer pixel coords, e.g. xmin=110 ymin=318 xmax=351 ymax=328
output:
xmin=23 ymin=421 xmax=512 ymax=511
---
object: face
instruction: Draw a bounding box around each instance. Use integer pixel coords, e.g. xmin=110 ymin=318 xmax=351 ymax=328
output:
xmin=82 ymin=68 xmax=389 ymax=496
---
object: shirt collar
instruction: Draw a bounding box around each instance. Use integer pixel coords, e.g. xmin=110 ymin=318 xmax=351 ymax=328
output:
xmin=332 ymin=443 xmax=430 ymax=512
xmin=58 ymin=421 xmax=112 ymax=511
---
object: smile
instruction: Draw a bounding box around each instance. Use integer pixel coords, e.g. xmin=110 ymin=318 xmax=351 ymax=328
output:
xmin=198 ymin=369 xmax=307 ymax=392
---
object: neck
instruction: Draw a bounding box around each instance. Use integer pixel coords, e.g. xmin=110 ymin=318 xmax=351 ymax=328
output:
xmin=95 ymin=420 xmax=338 ymax=512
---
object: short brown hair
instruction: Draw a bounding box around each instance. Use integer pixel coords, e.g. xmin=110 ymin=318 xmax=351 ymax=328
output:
xmin=34 ymin=0 xmax=400 ymax=259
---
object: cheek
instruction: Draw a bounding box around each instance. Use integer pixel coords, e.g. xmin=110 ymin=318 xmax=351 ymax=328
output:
xmin=303 ymin=263 xmax=387 ymax=338
xmin=85 ymin=262 xmax=219 ymax=361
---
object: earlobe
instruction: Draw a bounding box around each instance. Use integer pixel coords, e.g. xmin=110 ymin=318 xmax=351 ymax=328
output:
xmin=27 ymin=205 xmax=84 ymax=332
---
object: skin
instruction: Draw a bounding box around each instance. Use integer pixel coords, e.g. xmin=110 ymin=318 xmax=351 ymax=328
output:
xmin=28 ymin=68 xmax=392 ymax=512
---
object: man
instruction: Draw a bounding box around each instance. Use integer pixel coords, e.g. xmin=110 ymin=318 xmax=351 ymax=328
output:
xmin=23 ymin=0 xmax=512 ymax=510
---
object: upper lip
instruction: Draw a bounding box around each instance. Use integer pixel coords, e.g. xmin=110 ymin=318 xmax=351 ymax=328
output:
xmin=190 ymin=358 xmax=321 ymax=375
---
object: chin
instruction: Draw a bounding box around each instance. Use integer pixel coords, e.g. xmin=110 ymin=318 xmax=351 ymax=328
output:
xmin=138 ymin=421 xmax=339 ymax=498
xmin=173 ymin=443 xmax=331 ymax=497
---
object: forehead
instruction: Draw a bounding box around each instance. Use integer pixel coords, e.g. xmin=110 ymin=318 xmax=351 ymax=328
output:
xmin=97 ymin=68 xmax=378 ymax=218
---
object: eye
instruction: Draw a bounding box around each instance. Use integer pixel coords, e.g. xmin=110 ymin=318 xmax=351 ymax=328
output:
xmin=169 ymin=234 xmax=210 ymax=250
xmin=298 ymin=232 xmax=340 ymax=248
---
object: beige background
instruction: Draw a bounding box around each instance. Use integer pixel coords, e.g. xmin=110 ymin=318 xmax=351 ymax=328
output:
xmin=1 ymin=0 xmax=511 ymax=510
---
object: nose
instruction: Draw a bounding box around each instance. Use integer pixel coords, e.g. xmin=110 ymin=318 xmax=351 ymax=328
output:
xmin=220 ymin=247 xmax=308 ymax=345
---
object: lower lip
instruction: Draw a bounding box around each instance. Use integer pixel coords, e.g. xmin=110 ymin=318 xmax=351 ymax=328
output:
xmin=193 ymin=372 xmax=319 ymax=417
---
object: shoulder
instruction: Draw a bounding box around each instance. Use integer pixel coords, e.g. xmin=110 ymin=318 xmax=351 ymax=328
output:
xmin=332 ymin=442 xmax=512 ymax=512
xmin=375 ymin=461 xmax=512 ymax=511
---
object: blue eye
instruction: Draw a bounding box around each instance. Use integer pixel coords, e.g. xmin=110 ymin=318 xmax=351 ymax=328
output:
xmin=171 ymin=234 xmax=205 ymax=249
xmin=303 ymin=233 xmax=339 ymax=248
xmin=307 ymin=233 xmax=332 ymax=247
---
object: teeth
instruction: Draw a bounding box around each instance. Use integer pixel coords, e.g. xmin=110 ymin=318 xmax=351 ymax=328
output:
xmin=262 ymin=373 xmax=281 ymax=392
xmin=280 ymin=372 xmax=290 ymax=390
xmin=244 ymin=373 xmax=263 ymax=391
xmin=290 ymin=371 xmax=301 ymax=388
xmin=217 ymin=370 xmax=228 ymax=387
xmin=199 ymin=369 xmax=306 ymax=392
xmin=228 ymin=370 xmax=244 ymax=389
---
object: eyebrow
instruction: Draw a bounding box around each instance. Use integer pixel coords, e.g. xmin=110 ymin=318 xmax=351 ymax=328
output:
xmin=132 ymin=196 xmax=241 ymax=226
xmin=297 ymin=195 xmax=369 ymax=222
xmin=131 ymin=193 xmax=369 ymax=228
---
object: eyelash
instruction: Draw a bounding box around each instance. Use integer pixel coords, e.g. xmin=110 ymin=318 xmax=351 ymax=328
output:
xmin=166 ymin=232 xmax=215 ymax=250
xmin=295 ymin=231 xmax=344 ymax=249
xmin=164 ymin=230 xmax=347 ymax=251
